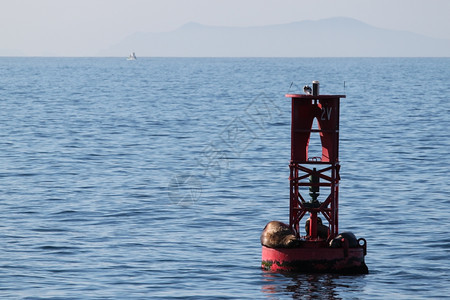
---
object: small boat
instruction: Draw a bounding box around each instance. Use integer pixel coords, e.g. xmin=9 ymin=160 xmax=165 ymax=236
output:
xmin=127 ymin=52 xmax=137 ymax=60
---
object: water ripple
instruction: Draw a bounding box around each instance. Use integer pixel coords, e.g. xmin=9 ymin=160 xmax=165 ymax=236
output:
xmin=0 ymin=57 xmax=449 ymax=299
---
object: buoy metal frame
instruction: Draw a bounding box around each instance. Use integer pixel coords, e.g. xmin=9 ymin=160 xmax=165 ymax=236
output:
xmin=261 ymin=93 xmax=368 ymax=274
xmin=288 ymin=94 xmax=342 ymax=240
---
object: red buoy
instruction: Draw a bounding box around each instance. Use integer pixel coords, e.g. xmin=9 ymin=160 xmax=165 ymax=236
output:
xmin=261 ymin=86 xmax=368 ymax=274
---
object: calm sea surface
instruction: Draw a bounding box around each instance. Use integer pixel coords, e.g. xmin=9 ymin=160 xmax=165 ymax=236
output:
xmin=0 ymin=57 xmax=449 ymax=299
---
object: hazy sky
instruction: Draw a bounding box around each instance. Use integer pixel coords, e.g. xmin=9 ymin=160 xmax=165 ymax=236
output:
xmin=1 ymin=0 xmax=449 ymax=56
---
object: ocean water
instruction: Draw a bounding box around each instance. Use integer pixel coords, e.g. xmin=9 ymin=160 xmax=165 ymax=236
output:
xmin=0 ymin=57 xmax=449 ymax=299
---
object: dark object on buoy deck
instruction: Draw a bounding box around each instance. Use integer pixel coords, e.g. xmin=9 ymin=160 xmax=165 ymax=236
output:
xmin=305 ymin=217 xmax=328 ymax=239
xmin=312 ymin=80 xmax=320 ymax=96
xmin=329 ymin=232 xmax=359 ymax=248
xmin=261 ymin=84 xmax=368 ymax=274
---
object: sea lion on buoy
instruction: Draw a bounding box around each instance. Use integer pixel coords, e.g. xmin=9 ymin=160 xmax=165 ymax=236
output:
xmin=305 ymin=217 xmax=329 ymax=239
xmin=329 ymin=232 xmax=358 ymax=248
xmin=260 ymin=221 xmax=299 ymax=248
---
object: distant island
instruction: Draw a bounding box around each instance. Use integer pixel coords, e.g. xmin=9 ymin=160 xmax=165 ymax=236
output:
xmin=100 ymin=17 xmax=450 ymax=57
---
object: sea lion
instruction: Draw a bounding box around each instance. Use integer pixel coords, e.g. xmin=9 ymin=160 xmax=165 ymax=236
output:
xmin=260 ymin=221 xmax=299 ymax=248
xmin=329 ymin=232 xmax=358 ymax=248
xmin=305 ymin=217 xmax=329 ymax=239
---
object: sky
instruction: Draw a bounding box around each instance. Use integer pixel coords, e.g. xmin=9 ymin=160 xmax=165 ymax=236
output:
xmin=1 ymin=0 xmax=449 ymax=56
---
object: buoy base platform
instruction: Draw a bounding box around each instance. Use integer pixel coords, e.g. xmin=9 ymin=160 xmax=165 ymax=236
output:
xmin=262 ymin=244 xmax=368 ymax=274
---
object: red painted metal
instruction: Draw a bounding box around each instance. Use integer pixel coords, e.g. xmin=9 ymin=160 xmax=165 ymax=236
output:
xmin=261 ymin=92 xmax=368 ymax=274
xmin=262 ymin=244 xmax=367 ymax=273
xmin=288 ymin=94 xmax=344 ymax=240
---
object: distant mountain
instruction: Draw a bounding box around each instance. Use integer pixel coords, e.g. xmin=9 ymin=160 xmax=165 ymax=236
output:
xmin=100 ymin=17 xmax=450 ymax=57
